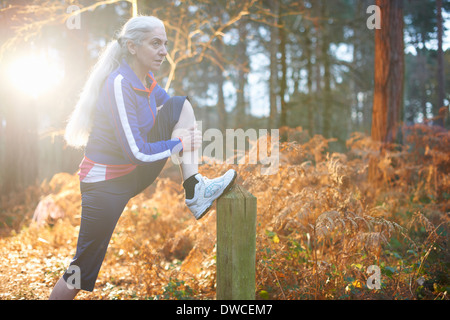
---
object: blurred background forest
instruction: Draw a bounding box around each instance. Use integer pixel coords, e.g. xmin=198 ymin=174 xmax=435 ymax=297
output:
xmin=0 ymin=0 xmax=449 ymax=300
xmin=0 ymin=0 xmax=448 ymax=192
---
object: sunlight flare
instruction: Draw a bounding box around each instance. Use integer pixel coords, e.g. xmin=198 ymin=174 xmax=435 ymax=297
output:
xmin=7 ymin=52 xmax=64 ymax=99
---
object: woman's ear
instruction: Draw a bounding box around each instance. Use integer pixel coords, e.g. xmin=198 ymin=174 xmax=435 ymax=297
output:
xmin=126 ymin=40 xmax=136 ymax=55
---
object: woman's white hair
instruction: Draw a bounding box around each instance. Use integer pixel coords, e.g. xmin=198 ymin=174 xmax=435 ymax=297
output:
xmin=64 ymin=15 xmax=165 ymax=148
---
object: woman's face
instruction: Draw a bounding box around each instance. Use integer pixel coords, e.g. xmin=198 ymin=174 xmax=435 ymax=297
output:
xmin=129 ymin=27 xmax=168 ymax=72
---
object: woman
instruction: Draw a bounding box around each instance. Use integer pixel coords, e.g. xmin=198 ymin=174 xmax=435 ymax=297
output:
xmin=49 ymin=16 xmax=236 ymax=299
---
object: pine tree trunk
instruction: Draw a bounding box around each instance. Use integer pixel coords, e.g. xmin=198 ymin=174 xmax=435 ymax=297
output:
xmin=313 ymin=2 xmax=322 ymax=134
xmin=386 ymin=0 xmax=404 ymax=143
xmin=279 ymin=19 xmax=288 ymax=131
xmin=216 ymin=59 xmax=226 ymax=132
xmin=268 ymin=0 xmax=279 ymax=129
xmin=3 ymin=96 xmax=38 ymax=194
xmin=235 ymin=17 xmax=248 ymax=128
xmin=305 ymin=24 xmax=315 ymax=136
xmin=370 ymin=0 xmax=404 ymax=184
xmin=436 ymin=0 xmax=445 ymax=127
xmin=321 ymin=1 xmax=332 ymax=139
xmin=371 ymin=0 xmax=404 ymax=143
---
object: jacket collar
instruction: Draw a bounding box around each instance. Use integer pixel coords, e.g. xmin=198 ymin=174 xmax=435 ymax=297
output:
xmin=118 ymin=59 xmax=157 ymax=97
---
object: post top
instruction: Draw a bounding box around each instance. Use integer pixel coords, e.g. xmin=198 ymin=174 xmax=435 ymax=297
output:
xmin=219 ymin=184 xmax=256 ymax=200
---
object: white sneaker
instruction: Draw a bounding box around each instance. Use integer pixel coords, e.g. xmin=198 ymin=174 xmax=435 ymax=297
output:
xmin=185 ymin=169 xmax=237 ymax=220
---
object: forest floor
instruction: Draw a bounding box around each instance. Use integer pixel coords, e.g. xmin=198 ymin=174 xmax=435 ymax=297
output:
xmin=0 ymin=126 xmax=448 ymax=300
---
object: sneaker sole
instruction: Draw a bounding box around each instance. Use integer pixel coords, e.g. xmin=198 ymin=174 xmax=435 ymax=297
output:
xmin=196 ymin=170 xmax=238 ymax=220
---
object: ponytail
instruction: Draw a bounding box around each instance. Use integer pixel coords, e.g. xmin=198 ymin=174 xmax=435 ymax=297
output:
xmin=64 ymin=15 xmax=165 ymax=148
xmin=64 ymin=40 xmax=122 ymax=148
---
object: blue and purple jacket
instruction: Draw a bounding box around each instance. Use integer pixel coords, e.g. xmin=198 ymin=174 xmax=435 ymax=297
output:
xmin=79 ymin=59 xmax=183 ymax=183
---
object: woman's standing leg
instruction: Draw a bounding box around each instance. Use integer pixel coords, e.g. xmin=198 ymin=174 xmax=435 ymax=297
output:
xmin=49 ymin=277 xmax=80 ymax=300
xmin=49 ymin=175 xmax=135 ymax=299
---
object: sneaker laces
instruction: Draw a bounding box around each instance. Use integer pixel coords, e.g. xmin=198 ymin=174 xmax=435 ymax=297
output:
xmin=197 ymin=174 xmax=210 ymax=184
xmin=203 ymin=176 xmax=211 ymax=183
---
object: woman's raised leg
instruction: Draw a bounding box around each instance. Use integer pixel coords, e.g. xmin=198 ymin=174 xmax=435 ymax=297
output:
xmin=171 ymin=99 xmax=199 ymax=181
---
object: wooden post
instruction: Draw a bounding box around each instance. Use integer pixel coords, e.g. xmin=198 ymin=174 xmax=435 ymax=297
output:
xmin=216 ymin=184 xmax=257 ymax=300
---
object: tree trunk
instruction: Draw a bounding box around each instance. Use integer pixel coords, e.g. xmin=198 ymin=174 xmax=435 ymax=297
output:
xmin=216 ymin=62 xmax=226 ymax=132
xmin=235 ymin=17 xmax=248 ymax=128
xmin=279 ymin=17 xmax=288 ymax=134
xmin=371 ymin=0 xmax=404 ymax=144
xmin=385 ymin=0 xmax=404 ymax=143
xmin=305 ymin=24 xmax=315 ymax=136
xmin=370 ymin=0 xmax=404 ymax=183
xmin=436 ymin=0 xmax=445 ymax=127
xmin=268 ymin=0 xmax=279 ymax=129
xmin=321 ymin=1 xmax=332 ymax=139
xmin=2 ymin=95 xmax=38 ymax=194
xmin=313 ymin=2 xmax=322 ymax=134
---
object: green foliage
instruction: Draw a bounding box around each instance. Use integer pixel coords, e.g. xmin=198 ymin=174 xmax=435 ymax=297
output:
xmin=156 ymin=278 xmax=195 ymax=300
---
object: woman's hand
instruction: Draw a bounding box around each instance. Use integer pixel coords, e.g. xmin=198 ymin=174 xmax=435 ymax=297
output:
xmin=173 ymin=125 xmax=202 ymax=152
